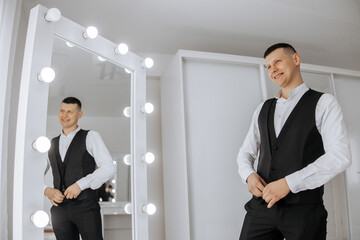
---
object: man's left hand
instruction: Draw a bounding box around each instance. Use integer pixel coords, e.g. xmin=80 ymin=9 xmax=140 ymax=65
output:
xmin=262 ymin=178 xmax=290 ymax=208
xmin=64 ymin=183 xmax=81 ymax=199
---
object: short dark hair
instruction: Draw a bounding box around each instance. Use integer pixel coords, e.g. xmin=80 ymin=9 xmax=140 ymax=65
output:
xmin=62 ymin=97 xmax=82 ymax=110
xmin=264 ymin=43 xmax=297 ymax=58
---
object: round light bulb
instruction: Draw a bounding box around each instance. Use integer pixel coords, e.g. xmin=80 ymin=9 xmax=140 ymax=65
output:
xmin=142 ymin=203 xmax=156 ymax=215
xmin=124 ymin=203 xmax=132 ymax=214
xmin=141 ymin=103 xmax=154 ymax=114
xmin=141 ymin=152 xmax=155 ymax=164
xmin=98 ymin=56 xmax=106 ymax=62
xmin=30 ymin=210 xmax=49 ymax=228
xmin=65 ymin=41 xmax=75 ymax=47
xmin=142 ymin=58 xmax=154 ymax=69
xmin=115 ymin=43 xmax=128 ymax=55
xmin=123 ymin=154 xmax=131 ymax=165
xmin=83 ymin=26 xmax=98 ymax=39
xmin=112 ymin=199 xmax=116 ymax=203
xmin=123 ymin=107 xmax=131 ymax=118
xmin=111 ymin=179 xmax=116 ymax=184
xmin=44 ymin=8 xmax=61 ymax=22
xmin=124 ymin=68 xmax=131 ymax=74
xmin=38 ymin=67 xmax=55 ymax=83
xmin=113 ymin=160 xmax=117 ymax=165
xmin=32 ymin=136 xmax=51 ymax=153
xmin=112 ymin=189 xmax=116 ymax=193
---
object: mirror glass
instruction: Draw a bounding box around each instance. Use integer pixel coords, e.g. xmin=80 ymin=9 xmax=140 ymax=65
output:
xmin=44 ymin=37 xmax=132 ymax=238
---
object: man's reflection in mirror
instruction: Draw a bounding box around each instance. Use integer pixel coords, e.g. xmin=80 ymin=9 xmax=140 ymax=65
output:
xmin=44 ymin=97 xmax=116 ymax=240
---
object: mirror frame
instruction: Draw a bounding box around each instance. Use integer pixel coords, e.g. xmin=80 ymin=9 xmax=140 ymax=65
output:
xmin=13 ymin=5 xmax=149 ymax=240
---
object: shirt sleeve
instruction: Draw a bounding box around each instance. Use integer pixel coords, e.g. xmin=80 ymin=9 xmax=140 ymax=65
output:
xmin=76 ymin=131 xmax=117 ymax=190
xmin=237 ymin=102 xmax=264 ymax=184
xmin=285 ymin=94 xmax=352 ymax=193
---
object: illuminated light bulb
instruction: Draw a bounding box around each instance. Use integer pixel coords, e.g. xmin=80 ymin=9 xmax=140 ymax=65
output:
xmin=141 ymin=152 xmax=155 ymax=164
xmin=38 ymin=67 xmax=55 ymax=83
xmin=115 ymin=43 xmax=128 ymax=55
xmin=83 ymin=26 xmax=98 ymax=39
xmin=66 ymin=41 xmax=75 ymax=47
xmin=123 ymin=154 xmax=131 ymax=165
xmin=112 ymin=199 xmax=116 ymax=203
xmin=111 ymin=179 xmax=116 ymax=184
xmin=140 ymin=103 xmax=154 ymax=114
xmin=124 ymin=68 xmax=131 ymax=74
xmin=112 ymin=189 xmax=116 ymax=193
xmin=44 ymin=8 xmax=61 ymax=22
xmin=141 ymin=58 xmax=154 ymax=69
xmin=98 ymin=56 xmax=106 ymax=62
xmin=113 ymin=160 xmax=117 ymax=165
xmin=32 ymin=136 xmax=51 ymax=153
xmin=99 ymin=198 xmax=103 ymax=202
xmin=123 ymin=107 xmax=131 ymax=118
xmin=30 ymin=210 xmax=49 ymax=228
xmin=142 ymin=203 xmax=156 ymax=215
xmin=124 ymin=203 xmax=132 ymax=214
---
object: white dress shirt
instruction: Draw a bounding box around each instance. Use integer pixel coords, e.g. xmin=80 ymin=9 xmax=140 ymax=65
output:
xmin=45 ymin=127 xmax=116 ymax=191
xmin=237 ymin=83 xmax=351 ymax=193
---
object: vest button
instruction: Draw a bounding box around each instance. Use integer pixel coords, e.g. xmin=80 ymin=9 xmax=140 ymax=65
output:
xmin=273 ymin=145 xmax=278 ymax=151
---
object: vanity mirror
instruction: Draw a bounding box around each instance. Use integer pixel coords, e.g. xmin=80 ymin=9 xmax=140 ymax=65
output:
xmin=13 ymin=5 xmax=153 ymax=240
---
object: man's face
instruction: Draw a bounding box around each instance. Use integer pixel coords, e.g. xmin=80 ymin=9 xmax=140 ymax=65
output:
xmin=58 ymin=103 xmax=82 ymax=130
xmin=265 ymin=48 xmax=300 ymax=88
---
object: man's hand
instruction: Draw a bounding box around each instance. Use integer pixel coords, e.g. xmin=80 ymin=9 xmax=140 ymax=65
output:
xmin=262 ymin=178 xmax=290 ymax=208
xmin=44 ymin=187 xmax=64 ymax=206
xmin=64 ymin=183 xmax=81 ymax=199
xmin=246 ymin=173 xmax=267 ymax=197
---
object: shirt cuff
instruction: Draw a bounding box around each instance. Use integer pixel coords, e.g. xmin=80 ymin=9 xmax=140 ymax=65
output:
xmin=285 ymin=172 xmax=302 ymax=193
xmin=76 ymin=179 xmax=89 ymax=191
xmin=239 ymin=169 xmax=256 ymax=184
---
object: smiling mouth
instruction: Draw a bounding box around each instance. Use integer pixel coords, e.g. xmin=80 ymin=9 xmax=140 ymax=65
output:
xmin=274 ymin=73 xmax=282 ymax=79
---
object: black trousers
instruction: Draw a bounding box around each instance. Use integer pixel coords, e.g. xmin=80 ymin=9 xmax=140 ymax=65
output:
xmin=51 ymin=197 xmax=103 ymax=240
xmin=240 ymin=197 xmax=327 ymax=240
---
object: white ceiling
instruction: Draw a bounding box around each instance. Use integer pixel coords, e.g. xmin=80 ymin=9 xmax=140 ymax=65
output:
xmin=22 ymin=0 xmax=360 ymax=72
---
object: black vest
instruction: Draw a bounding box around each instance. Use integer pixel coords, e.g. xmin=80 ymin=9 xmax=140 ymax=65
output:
xmin=48 ymin=129 xmax=98 ymax=201
xmin=257 ymin=89 xmax=325 ymax=204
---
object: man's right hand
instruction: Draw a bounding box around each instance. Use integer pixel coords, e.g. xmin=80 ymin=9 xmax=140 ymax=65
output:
xmin=246 ymin=173 xmax=267 ymax=197
xmin=44 ymin=187 xmax=65 ymax=206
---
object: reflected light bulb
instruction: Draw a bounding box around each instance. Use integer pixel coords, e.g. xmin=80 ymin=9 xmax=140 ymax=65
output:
xmin=124 ymin=68 xmax=131 ymax=74
xmin=97 ymin=56 xmax=106 ymax=62
xmin=123 ymin=154 xmax=131 ymax=165
xmin=38 ymin=67 xmax=55 ymax=83
xmin=65 ymin=41 xmax=75 ymax=47
xmin=142 ymin=203 xmax=156 ymax=215
xmin=123 ymin=107 xmax=131 ymax=118
xmin=32 ymin=136 xmax=51 ymax=153
xmin=83 ymin=26 xmax=98 ymax=39
xmin=30 ymin=210 xmax=49 ymax=228
xmin=142 ymin=58 xmax=154 ymax=69
xmin=113 ymin=160 xmax=117 ymax=165
xmin=115 ymin=43 xmax=128 ymax=55
xmin=112 ymin=189 xmax=116 ymax=193
xmin=111 ymin=179 xmax=116 ymax=184
xmin=141 ymin=103 xmax=154 ymax=114
xmin=141 ymin=152 xmax=155 ymax=164
xmin=112 ymin=199 xmax=116 ymax=203
xmin=44 ymin=8 xmax=61 ymax=22
xmin=124 ymin=203 xmax=132 ymax=214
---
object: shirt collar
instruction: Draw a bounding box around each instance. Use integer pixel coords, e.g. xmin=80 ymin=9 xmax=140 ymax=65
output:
xmin=61 ymin=126 xmax=80 ymax=137
xmin=275 ymin=83 xmax=309 ymax=101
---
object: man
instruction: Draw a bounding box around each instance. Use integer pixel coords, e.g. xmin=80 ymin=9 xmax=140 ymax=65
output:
xmin=237 ymin=43 xmax=351 ymax=240
xmin=44 ymin=97 xmax=116 ymax=240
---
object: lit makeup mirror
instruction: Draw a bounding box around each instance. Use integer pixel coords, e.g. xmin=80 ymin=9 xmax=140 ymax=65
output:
xmin=13 ymin=5 xmax=150 ymax=240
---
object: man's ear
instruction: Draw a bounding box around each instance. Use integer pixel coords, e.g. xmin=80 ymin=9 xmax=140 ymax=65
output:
xmin=293 ymin=52 xmax=301 ymax=66
xmin=78 ymin=110 xmax=83 ymax=119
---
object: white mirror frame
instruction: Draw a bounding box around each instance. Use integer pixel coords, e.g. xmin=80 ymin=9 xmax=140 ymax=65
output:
xmin=13 ymin=5 xmax=149 ymax=240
